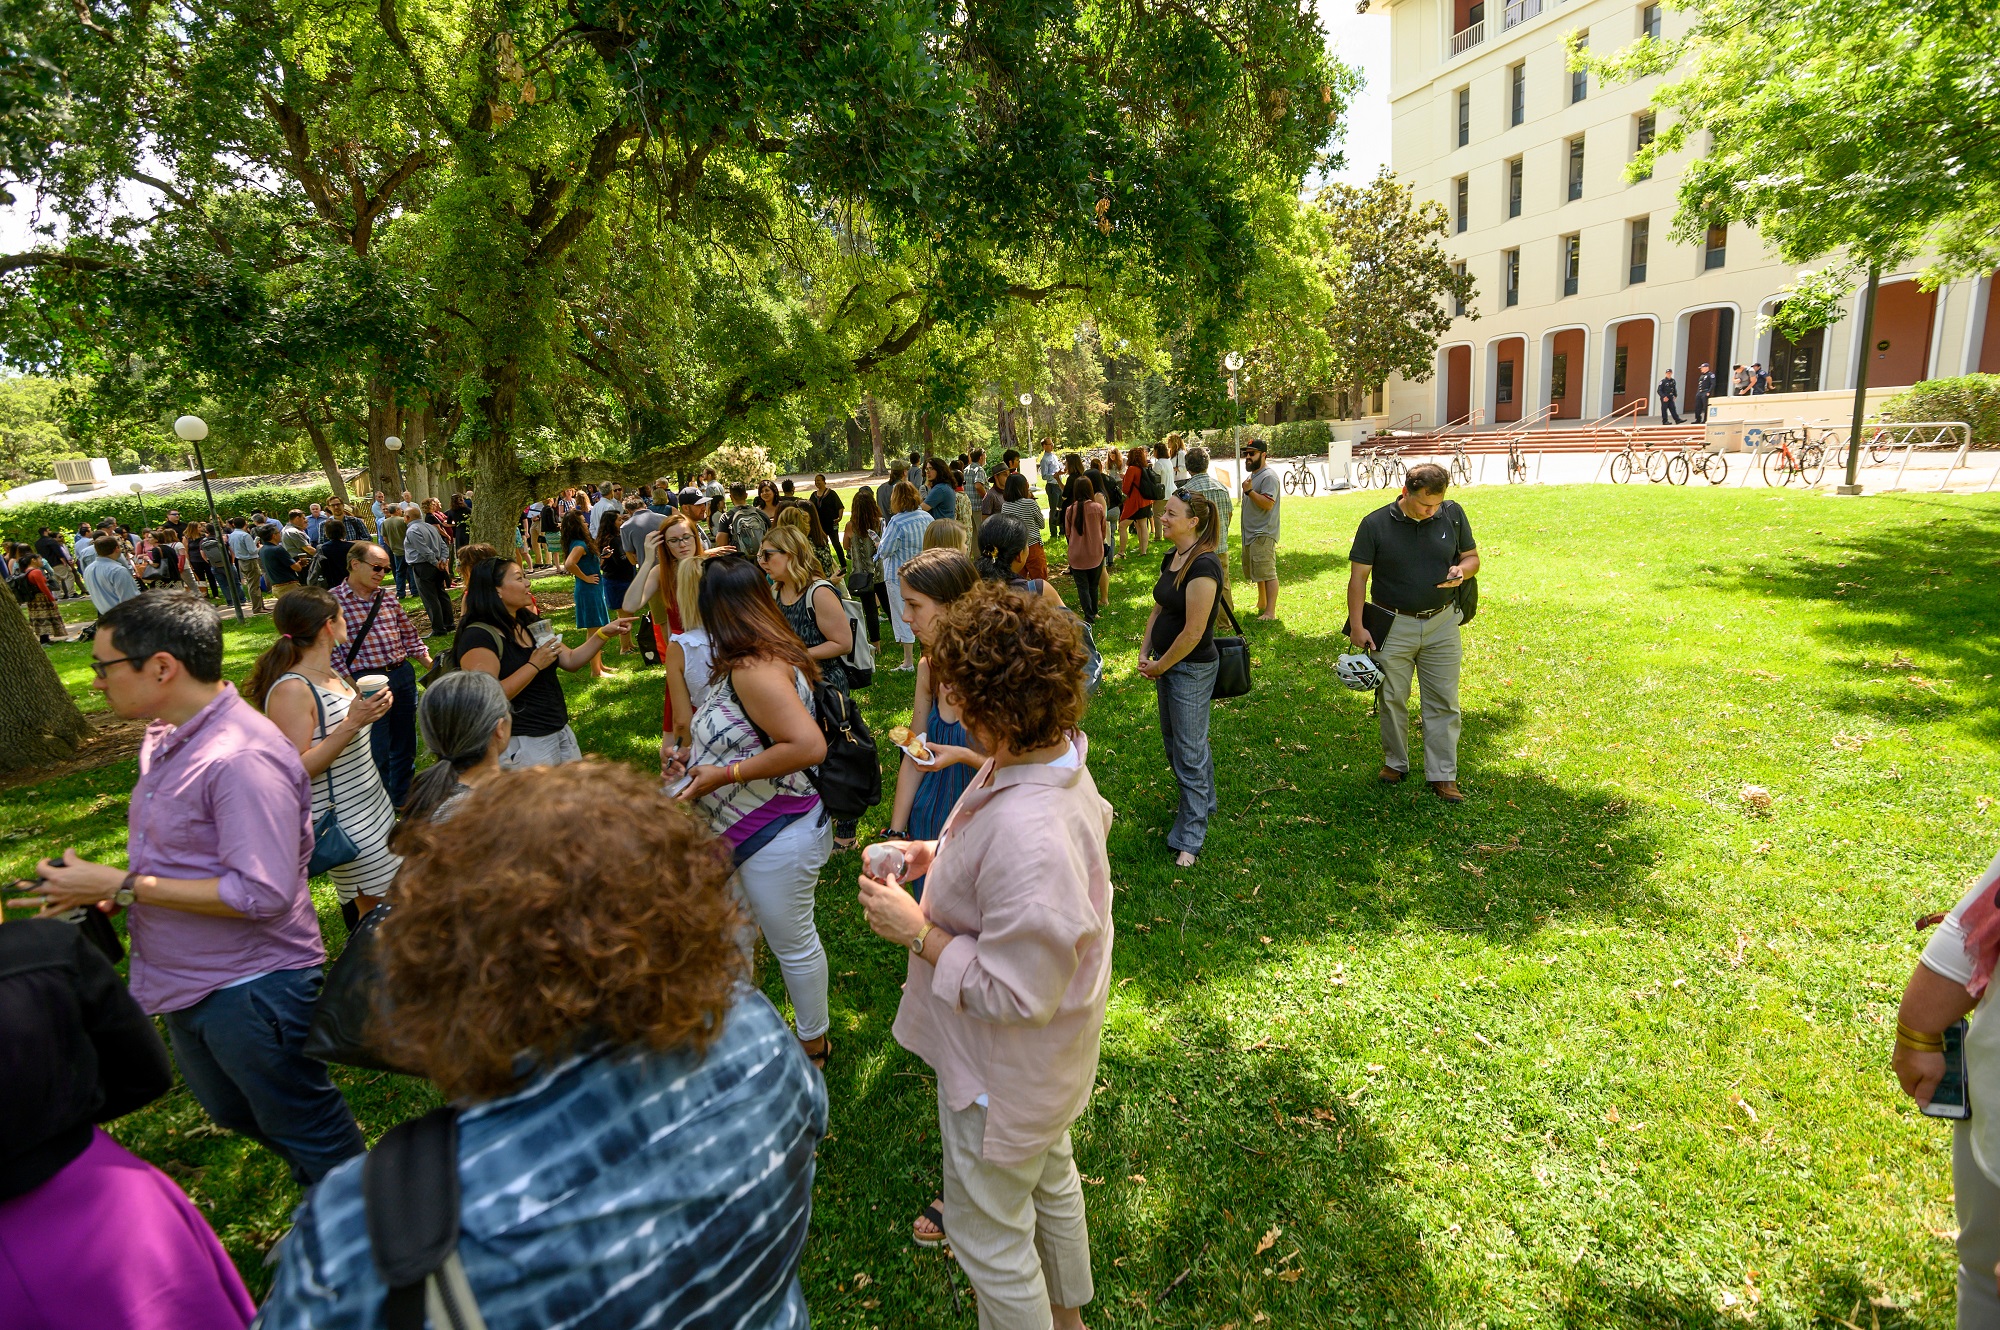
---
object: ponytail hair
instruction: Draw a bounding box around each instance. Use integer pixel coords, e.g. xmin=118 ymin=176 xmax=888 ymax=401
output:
xmin=975 ymin=513 xmax=1030 ymax=583
xmin=396 ymin=671 xmax=512 ymax=831
xmin=245 ymin=587 xmax=342 ymax=709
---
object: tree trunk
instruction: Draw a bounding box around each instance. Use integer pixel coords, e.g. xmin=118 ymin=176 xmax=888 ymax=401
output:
xmin=468 ymin=362 xmax=531 ymax=549
xmin=1841 ymin=259 xmax=1883 ymax=491
xmin=844 ymin=414 xmax=869 ymax=470
xmin=864 ymin=394 xmax=886 ymax=476
xmin=300 ymin=404 xmax=347 ymax=500
xmin=0 ymin=586 xmax=91 ymax=774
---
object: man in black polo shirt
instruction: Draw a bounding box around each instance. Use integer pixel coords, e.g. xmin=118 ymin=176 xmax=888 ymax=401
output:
xmin=1346 ymin=462 xmax=1480 ymax=803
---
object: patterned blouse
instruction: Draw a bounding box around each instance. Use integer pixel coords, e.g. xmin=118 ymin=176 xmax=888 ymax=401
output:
xmin=688 ymin=668 xmax=819 ymax=848
xmin=255 ymin=987 xmax=828 ymax=1330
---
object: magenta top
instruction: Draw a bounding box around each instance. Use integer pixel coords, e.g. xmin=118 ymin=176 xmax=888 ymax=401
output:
xmin=126 ymin=685 xmax=324 ymax=1014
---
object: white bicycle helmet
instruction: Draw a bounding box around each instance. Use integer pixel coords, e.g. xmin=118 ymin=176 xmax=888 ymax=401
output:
xmin=1336 ymin=653 xmax=1386 ymax=691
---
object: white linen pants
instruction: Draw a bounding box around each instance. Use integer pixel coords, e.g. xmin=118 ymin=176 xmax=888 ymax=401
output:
xmin=734 ymin=811 xmax=833 ymax=1040
xmin=1958 ymin=1120 xmax=2000 ymax=1328
xmin=939 ymin=1092 xmax=1094 ymax=1330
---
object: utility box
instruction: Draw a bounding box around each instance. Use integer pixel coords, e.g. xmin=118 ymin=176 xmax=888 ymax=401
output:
xmin=53 ymin=458 xmax=112 ymax=491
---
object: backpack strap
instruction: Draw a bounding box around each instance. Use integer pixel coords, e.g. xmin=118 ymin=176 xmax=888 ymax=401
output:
xmin=364 ymin=1106 xmax=485 ymax=1330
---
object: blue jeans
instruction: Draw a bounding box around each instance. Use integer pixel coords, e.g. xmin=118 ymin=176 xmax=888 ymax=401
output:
xmin=162 ymin=967 xmax=366 ymax=1185
xmin=366 ymin=658 xmax=419 ymax=808
xmin=1155 ymin=656 xmax=1219 ymax=854
xmin=391 ymin=551 xmax=414 ymax=599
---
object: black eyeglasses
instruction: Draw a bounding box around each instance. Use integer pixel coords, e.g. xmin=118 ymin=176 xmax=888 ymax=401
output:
xmin=361 ymin=560 xmax=392 ymax=572
xmin=89 ymin=655 xmax=143 ymax=679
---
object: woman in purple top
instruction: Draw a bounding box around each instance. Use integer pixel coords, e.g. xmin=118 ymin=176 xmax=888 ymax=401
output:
xmin=0 ymin=919 xmax=256 ymax=1330
xmin=670 ymin=555 xmax=833 ymax=1070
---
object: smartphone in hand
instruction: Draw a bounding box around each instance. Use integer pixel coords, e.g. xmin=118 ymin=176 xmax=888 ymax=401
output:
xmin=1924 ymin=1019 xmax=1971 ymax=1120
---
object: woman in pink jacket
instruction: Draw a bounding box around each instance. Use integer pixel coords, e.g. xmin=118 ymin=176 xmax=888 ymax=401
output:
xmin=859 ymin=581 xmax=1112 ymax=1330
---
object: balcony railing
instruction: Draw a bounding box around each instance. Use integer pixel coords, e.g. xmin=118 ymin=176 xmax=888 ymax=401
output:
xmin=1449 ymin=19 xmax=1485 ymax=55
xmin=1503 ymin=0 xmax=1543 ymax=29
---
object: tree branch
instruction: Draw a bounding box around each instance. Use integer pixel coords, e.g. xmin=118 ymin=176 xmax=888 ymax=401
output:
xmin=0 ymin=252 xmax=115 ymax=276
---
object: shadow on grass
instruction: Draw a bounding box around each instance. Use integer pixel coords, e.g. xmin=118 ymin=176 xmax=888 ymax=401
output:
xmin=799 ymin=1004 xmax=1435 ymax=1330
xmin=1553 ymin=1259 xmax=1926 ymax=1330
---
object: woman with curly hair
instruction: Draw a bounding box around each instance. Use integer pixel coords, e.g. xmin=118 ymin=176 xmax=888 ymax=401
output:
xmin=257 ymin=761 xmax=828 ymax=1330
xmin=857 ymin=582 xmax=1112 ymax=1325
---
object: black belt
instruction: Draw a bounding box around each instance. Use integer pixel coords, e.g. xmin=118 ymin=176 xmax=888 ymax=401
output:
xmin=1379 ymin=603 xmax=1452 ymax=620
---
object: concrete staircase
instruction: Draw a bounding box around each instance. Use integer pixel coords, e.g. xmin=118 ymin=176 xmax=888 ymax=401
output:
xmin=1383 ymin=423 xmax=1706 ymax=455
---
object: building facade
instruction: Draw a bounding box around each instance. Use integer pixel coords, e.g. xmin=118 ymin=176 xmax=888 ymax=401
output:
xmin=1369 ymin=0 xmax=2000 ymax=430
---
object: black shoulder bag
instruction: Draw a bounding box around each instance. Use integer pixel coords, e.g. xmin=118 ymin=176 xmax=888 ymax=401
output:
xmin=343 ymin=592 xmax=387 ymax=671
xmin=364 ymin=1106 xmax=487 ymax=1330
xmin=1211 ymin=598 xmax=1252 ymax=700
xmin=1449 ymin=500 xmax=1478 ymax=626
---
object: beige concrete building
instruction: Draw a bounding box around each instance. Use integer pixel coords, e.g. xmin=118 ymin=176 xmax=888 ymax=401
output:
xmin=1365 ymin=0 xmax=2000 ymax=430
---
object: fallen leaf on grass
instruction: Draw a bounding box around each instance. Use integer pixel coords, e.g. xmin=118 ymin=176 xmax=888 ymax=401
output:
xmin=1605 ymin=1105 xmax=1622 ymax=1124
xmin=1739 ymin=785 xmax=1774 ymax=813
xmin=1752 ymin=840 xmax=1773 ymax=855
xmin=1978 ymin=796 xmax=1993 ymax=816
xmin=1255 ymin=1227 xmax=1281 ymax=1255
xmin=1127 ymin=1174 xmax=1146 ymax=1185
xmin=1460 ymin=861 xmax=1488 ymax=877
xmin=1277 ymin=1267 xmax=1303 ymax=1283
xmin=1728 ymin=1093 xmax=1759 ymax=1123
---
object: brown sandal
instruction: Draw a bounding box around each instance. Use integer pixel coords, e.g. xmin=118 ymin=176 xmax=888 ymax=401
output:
xmin=912 ymin=1198 xmax=946 ymax=1248
xmin=802 ymin=1035 xmax=832 ymax=1071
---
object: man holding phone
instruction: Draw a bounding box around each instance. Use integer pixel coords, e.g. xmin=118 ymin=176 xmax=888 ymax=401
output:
xmin=1345 ymin=462 xmax=1478 ymax=803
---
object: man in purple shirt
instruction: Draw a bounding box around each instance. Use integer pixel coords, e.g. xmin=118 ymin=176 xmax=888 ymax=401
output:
xmin=24 ymin=592 xmax=365 ymax=1184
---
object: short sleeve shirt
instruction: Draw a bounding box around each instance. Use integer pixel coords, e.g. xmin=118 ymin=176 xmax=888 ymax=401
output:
xmin=1349 ymin=499 xmax=1476 ymax=614
xmin=1240 ymin=465 xmax=1281 ymax=541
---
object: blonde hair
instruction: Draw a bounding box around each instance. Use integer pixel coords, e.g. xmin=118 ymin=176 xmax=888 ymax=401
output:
xmin=890 ymin=480 xmax=923 ymax=514
xmin=923 ymin=518 xmax=970 ymax=554
xmin=759 ymin=522 xmax=823 ymax=588
xmin=674 ymin=554 xmax=704 ymax=630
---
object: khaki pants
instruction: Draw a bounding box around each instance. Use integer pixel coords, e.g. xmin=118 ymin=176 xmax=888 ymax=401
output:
xmin=939 ymin=1092 xmax=1094 ymax=1330
xmin=1957 ymin=1121 xmax=2000 ymax=1329
xmin=1371 ymin=604 xmax=1463 ymax=781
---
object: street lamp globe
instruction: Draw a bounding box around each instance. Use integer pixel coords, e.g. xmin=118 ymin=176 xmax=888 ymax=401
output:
xmin=384 ymin=435 xmax=402 ymax=452
xmin=173 ymin=415 xmax=208 ymax=443
xmin=129 ymin=483 xmax=142 ymax=495
xmin=1019 ymin=393 xmax=1032 ymax=407
xmin=1223 ymin=351 xmax=1244 ymax=373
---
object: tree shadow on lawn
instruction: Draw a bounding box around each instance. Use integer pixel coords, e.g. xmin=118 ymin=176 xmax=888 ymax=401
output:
xmin=805 ymin=1005 xmax=1437 ymax=1330
xmin=1553 ymin=1258 xmax=1926 ymax=1330
xmin=1653 ymin=495 xmax=2000 ymax=738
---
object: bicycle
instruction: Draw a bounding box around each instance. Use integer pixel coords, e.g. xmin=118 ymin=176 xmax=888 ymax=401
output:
xmin=1662 ymin=446 xmax=1729 ymax=485
xmin=1375 ymin=447 xmax=1406 ymax=490
xmin=1280 ymin=454 xmax=1318 ymax=497
xmin=1447 ymin=445 xmax=1472 ymax=487
xmin=1506 ymin=440 xmax=1528 ymax=484
xmin=1864 ymin=428 xmax=1896 ymax=466
xmin=1758 ymin=427 xmax=1828 ymax=486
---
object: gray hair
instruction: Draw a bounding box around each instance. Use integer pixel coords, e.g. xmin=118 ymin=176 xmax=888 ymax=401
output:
xmin=399 ymin=670 xmax=512 ymax=822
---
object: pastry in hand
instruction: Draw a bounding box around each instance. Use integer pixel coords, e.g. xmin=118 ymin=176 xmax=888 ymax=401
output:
xmin=909 ymin=737 xmax=934 ymax=763
xmin=888 ymin=724 xmax=913 ymax=748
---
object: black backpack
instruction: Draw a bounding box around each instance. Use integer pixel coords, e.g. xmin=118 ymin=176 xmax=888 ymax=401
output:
xmin=363 ymin=1107 xmax=483 ymax=1330
xmin=7 ymin=570 xmax=35 ymax=602
xmin=742 ymin=674 xmax=881 ymax=822
xmin=1139 ymin=465 xmax=1166 ymax=501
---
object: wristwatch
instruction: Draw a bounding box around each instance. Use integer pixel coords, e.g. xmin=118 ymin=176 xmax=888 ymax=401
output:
xmin=114 ymin=871 xmax=141 ymax=907
xmin=909 ymin=922 xmax=935 ymax=957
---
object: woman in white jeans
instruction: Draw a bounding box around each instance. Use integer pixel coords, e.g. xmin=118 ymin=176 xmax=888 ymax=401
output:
xmin=1893 ymin=846 xmax=2000 ymax=1329
xmin=673 ymin=554 xmax=834 ymax=1070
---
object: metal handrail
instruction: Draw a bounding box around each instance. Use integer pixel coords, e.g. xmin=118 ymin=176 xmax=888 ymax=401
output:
xmin=1379 ymin=412 xmax=1424 ymax=436
xmin=1450 ymin=19 xmax=1485 ymax=54
xmin=1419 ymin=407 xmax=1484 ymax=440
xmin=1502 ymin=0 xmax=1543 ymax=28
xmin=1500 ymin=402 xmax=1559 ymax=445
xmin=1589 ymin=398 xmax=1647 ymax=428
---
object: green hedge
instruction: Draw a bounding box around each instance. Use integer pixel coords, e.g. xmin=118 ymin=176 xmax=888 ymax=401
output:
xmin=0 ymin=480 xmax=343 ymax=542
xmin=1182 ymin=418 xmax=1336 ymax=459
xmin=1878 ymin=374 xmax=2000 ymax=446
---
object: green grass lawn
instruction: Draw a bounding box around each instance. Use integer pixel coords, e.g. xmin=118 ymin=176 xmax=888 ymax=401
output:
xmin=4 ymin=485 xmax=1995 ymax=1329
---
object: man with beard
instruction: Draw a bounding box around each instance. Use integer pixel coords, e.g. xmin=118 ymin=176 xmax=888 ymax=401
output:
xmin=1239 ymin=438 xmax=1282 ymax=621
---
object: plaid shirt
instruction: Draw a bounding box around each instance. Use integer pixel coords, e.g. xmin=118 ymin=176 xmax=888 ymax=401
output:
xmin=330 ymin=579 xmax=430 ymax=676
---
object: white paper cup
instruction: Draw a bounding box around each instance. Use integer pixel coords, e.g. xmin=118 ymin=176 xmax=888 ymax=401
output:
xmin=355 ymin=674 xmax=389 ymax=696
xmin=528 ymin=620 xmax=558 ymax=647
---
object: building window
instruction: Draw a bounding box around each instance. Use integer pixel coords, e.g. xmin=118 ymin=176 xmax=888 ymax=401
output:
xmin=1704 ymin=223 xmax=1727 ymax=269
xmin=1613 ymin=346 xmax=1630 ymax=395
xmin=1455 ymin=175 xmax=1469 ymax=233
xmin=1453 ymin=262 xmax=1467 ymax=316
xmin=1562 ymin=234 xmax=1580 ymax=296
xmin=1457 ymin=87 xmax=1471 ymax=147
xmin=1571 ymin=33 xmax=1588 ymax=102
xmin=1498 ymin=358 xmax=1516 ymax=404
xmin=1641 ymin=3 xmax=1661 ymax=37
xmin=1628 ymin=216 xmax=1649 ymax=284
xmin=1633 ymin=110 xmax=1655 ymax=180
xmin=1510 ymin=62 xmax=1526 ymax=126
xmin=1567 ymin=136 xmax=1585 ymax=201
xmin=1551 ymin=352 xmax=1569 ymax=400
xmin=1372 ymin=386 xmax=1385 ymax=414
xmin=1503 ymin=249 xmax=1520 ymax=307
xmin=1508 ymin=157 xmax=1523 ymax=218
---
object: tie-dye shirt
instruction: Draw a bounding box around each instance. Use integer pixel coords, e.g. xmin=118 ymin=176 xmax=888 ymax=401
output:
xmin=254 ymin=987 xmax=826 ymax=1330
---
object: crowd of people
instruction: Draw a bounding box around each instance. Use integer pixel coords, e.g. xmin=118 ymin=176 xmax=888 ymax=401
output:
xmin=1 ymin=435 xmax=1516 ymax=1329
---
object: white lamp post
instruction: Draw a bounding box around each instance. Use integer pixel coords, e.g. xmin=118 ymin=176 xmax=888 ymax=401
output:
xmin=383 ymin=434 xmax=404 ymax=497
xmin=129 ymin=481 xmax=147 ymax=536
xmin=174 ymin=414 xmax=244 ymax=621
xmin=1223 ymin=352 xmax=1245 ymax=481
xmin=1018 ymin=392 xmax=1033 ymax=451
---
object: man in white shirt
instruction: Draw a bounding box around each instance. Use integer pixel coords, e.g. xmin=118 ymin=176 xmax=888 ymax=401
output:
xmin=587 ymin=484 xmax=622 ymax=532
xmin=224 ymin=518 xmax=266 ymax=613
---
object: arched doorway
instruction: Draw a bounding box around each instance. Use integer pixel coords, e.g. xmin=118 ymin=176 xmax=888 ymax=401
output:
xmin=1980 ymin=274 xmax=2000 ymax=374
xmin=1609 ymin=319 xmax=1654 ymax=415
xmin=1492 ymin=336 xmax=1526 ymax=423
xmin=1546 ymin=328 xmax=1586 ymax=419
xmin=1681 ymin=306 xmax=1735 ymax=412
xmin=1444 ymin=345 xmax=1472 ymax=424
xmin=1868 ymin=280 xmax=1937 ymax=388
xmin=1765 ymin=301 xmax=1824 ymax=393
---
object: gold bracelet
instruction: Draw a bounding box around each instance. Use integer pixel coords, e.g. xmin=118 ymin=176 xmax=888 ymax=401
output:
xmin=1896 ymin=1020 xmax=1945 ymax=1051
xmin=729 ymin=761 xmax=742 ymax=784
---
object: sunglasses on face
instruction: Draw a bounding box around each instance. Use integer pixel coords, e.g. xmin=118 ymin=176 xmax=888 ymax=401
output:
xmin=756 ymin=549 xmax=781 ymax=562
xmin=362 ymin=560 xmax=392 ymax=572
